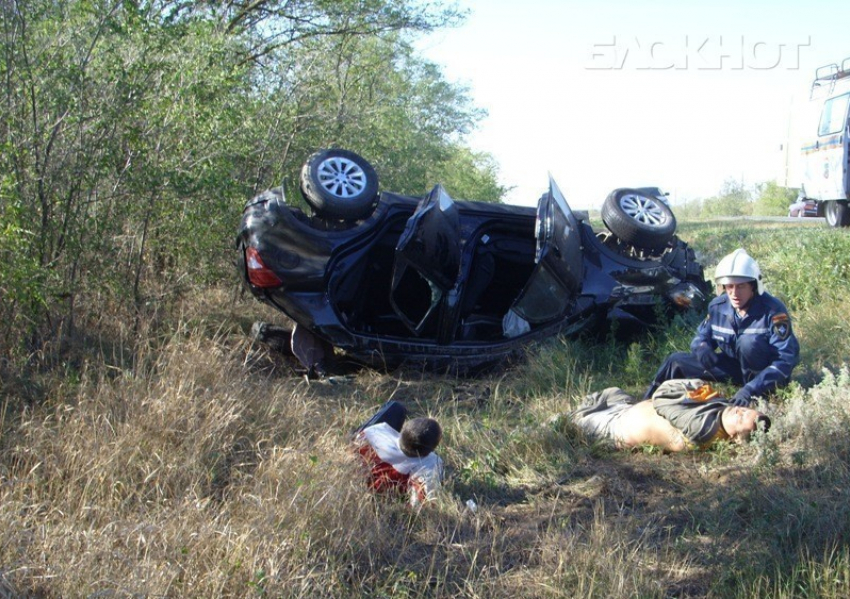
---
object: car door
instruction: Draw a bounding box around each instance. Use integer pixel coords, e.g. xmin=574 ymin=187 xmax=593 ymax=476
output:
xmin=505 ymin=177 xmax=584 ymax=333
xmin=844 ymin=111 xmax=850 ymax=199
xmin=803 ymin=91 xmax=850 ymax=200
xmin=390 ymin=185 xmax=461 ymax=336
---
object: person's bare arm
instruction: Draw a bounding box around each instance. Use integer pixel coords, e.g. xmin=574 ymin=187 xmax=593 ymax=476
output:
xmin=615 ymin=400 xmax=689 ymax=452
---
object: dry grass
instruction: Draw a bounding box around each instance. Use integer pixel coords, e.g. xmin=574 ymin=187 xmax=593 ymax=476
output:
xmin=3 ymin=222 xmax=850 ymax=597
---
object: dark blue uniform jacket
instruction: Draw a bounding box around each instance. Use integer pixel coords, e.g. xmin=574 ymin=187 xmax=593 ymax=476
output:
xmin=690 ymin=292 xmax=799 ymax=401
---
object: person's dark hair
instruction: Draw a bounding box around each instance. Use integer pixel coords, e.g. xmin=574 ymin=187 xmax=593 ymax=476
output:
xmin=756 ymin=414 xmax=771 ymax=433
xmin=399 ymin=417 xmax=442 ymax=457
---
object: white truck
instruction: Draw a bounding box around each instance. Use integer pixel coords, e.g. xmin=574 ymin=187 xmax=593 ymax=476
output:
xmin=794 ymin=57 xmax=850 ymax=227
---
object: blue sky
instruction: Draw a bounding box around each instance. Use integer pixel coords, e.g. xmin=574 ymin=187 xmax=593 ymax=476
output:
xmin=417 ymin=0 xmax=849 ymax=207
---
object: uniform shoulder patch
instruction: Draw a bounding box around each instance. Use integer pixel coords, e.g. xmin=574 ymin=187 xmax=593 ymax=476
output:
xmin=771 ymin=313 xmax=792 ymax=340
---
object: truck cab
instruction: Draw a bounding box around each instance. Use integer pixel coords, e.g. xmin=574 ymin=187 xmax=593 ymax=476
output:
xmin=799 ymin=57 xmax=850 ymax=227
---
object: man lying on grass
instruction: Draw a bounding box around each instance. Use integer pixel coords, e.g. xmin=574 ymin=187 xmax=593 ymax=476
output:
xmin=570 ymin=379 xmax=771 ymax=452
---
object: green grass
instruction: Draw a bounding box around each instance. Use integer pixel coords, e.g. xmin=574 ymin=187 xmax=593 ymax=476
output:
xmin=2 ymin=219 xmax=850 ymax=597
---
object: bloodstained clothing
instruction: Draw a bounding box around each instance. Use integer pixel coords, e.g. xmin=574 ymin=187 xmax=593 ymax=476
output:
xmin=354 ymin=422 xmax=443 ymax=507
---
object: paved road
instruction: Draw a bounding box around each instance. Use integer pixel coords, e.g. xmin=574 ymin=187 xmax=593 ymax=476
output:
xmin=713 ymin=216 xmax=826 ymax=224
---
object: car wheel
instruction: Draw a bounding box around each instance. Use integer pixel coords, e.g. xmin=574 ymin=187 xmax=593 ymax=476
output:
xmin=300 ymin=149 xmax=379 ymax=220
xmin=825 ymin=200 xmax=850 ymax=228
xmin=601 ymin=188 xmax=677 ymax=250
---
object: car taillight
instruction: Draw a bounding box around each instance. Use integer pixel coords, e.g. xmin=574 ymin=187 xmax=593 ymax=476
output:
xmin=245 ymin=246 xmax=283 ymax=288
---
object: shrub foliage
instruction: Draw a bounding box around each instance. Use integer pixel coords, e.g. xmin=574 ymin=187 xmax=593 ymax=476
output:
xmin=0 ymin=0 xmax=505 ymax=368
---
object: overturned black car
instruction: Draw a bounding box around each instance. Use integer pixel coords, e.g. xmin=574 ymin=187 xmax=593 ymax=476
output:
xmin=236 ymin=149 xmax=709 ymax=375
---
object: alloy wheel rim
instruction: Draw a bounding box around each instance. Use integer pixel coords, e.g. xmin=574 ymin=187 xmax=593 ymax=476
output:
xmin=619 ymin=194 xmax=669 ymax=227
xmin=317 ymin=157 xmax=367 ymax=198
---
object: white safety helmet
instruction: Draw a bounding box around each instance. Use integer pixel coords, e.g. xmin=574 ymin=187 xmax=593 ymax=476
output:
xmin=714 ymin=249 xmax=764 ymax=294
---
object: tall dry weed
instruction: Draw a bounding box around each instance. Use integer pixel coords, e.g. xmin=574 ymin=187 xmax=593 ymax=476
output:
xmin=776 ymin=365 xmax=850 ymax=479
xmin=5 ymin=220 xmax=850 ymax=597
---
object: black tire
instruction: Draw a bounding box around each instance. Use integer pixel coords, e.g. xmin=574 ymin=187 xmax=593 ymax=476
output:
xmin=825 ymin=200 xmax=850 ymax=228
xmin=300 ymin=149 xmax=379 ymax=220
xmin=601 ymin=188 xmax=677 ymax=250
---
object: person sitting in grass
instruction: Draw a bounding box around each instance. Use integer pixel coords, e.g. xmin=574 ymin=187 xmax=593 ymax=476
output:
xmin=353 ymin=401 xmax=444 ymax=507
xmin=643 ymin=248 xmax=799 ymax=406
xmin=569 ymin=379 xmax=771 ymax=452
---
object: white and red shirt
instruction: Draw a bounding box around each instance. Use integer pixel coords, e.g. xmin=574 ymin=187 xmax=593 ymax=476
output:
xmin=354 ymin=423 xmax=444 ymax=507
